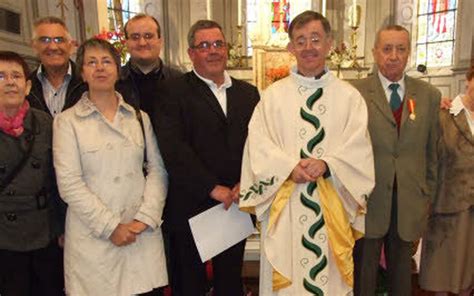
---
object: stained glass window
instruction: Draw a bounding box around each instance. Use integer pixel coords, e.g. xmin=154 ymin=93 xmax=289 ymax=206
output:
xmin=107 ymin=0 xmax=141 ymax=31
xmin=416 ymin=0 xmax=457 ymax=67
xmin=246 ymin=0 xmax=258 ymax=56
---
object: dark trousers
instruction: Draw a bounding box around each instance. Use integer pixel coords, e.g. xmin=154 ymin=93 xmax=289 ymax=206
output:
xmin=353 ymin=190 xmax=412 ymax=296
xmin=0 ymin=240 xmax=64 ymax=296
xmin=168 ymin=226 xmax=246 ymax=296
xmin=139 ymin=288 xmax=164 ymax=296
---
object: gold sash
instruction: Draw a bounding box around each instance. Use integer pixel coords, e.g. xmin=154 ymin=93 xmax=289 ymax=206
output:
xmin=267 ymin=178 xmax=362 ymax=290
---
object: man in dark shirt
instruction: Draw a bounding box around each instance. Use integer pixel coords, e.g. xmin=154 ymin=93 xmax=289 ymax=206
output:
xmin=117 ymin=14 xmax=181 ymax=114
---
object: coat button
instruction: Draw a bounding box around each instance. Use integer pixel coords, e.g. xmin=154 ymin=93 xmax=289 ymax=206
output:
xmin=5 ymin=213 xmax=17 ymax=221
xmin=0 ymin=164 xmax=6 ymax=174
xmin=106 ymin=143 xmax=113 ymax=150
xmin=31 ymin=161 xmax=41 ymax=169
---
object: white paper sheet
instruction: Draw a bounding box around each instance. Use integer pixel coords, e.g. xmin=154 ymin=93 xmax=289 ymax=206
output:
xmin=189 ymin=203 xmax=255 ymax=262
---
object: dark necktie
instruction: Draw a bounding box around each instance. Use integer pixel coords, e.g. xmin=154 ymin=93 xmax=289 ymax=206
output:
xmin=389 ymin=83 xmax=401 ymax=111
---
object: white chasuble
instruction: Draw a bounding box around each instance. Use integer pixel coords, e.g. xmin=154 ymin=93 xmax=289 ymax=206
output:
xmin=240 ymin=68 xmax=375 ymax=296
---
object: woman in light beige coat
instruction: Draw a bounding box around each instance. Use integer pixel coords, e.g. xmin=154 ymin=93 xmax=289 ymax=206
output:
xmin=53 ymin=38 xmax=168 ymax=295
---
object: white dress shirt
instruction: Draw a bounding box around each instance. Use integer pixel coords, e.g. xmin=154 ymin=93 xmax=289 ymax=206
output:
xmin=378 ymin=71 xmax=406 ymax=103
xmin=193 ymin=69 xmax=232 ymax=116
xmin=450 ymin=94 xmax=474 ymax=135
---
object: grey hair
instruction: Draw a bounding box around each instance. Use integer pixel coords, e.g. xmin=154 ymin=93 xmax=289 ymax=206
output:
xmin=32 ymin=16 xmax=71 ymax=41
xmin=374 ymin=25 xmax=411 ymax=48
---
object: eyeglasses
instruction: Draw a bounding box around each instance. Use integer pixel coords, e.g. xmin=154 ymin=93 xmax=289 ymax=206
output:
xmin=0 ymin=72 xmax=25 ymax=83
xmin=36 ymin=36 xmax=67 ymax=44
xmin=293 ymin=34 xmax=325 ymax=50
xmin=128 ymin=32 xmax=157 ymax=41
xmin=85 ymin=59 xmax=115 ymax=68
xmin=192 ymin=40 xmax=226 ymax=52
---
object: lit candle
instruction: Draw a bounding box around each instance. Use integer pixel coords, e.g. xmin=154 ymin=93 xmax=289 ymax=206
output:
xmin=237 ymin=0 xmax=242 ymax=26
xmin=207 ymin=0 xmax=211 ymax=19
xmin=352 ymin=0 xmax=357 ymax=27
xmin=322 ymin=0 xmax=327 ymax=17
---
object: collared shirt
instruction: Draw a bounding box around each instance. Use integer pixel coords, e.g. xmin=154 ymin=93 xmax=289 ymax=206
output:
xmin=378 ymin=71 xmax=406 ymax=104
xmin=193 ymin=69 xmax=232 ymax=116
xmin=450 ymin=94 xmax=474 ymax=135
xmin=130 ymin=59 xmax=162 ymax=75
xmin=37 ymin=63 xmax=72 ymax=117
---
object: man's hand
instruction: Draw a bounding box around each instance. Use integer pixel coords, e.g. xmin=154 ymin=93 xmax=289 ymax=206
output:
xmin=301 ymin=158 xmax=328 ymax=179
xmin=210 ymin=185 xmax=233 ymax=210
xmin=127 ymin=220 xmax=148 ymax=234
xmin=109 ymin=223 xmax=137 ymax=246
xmin=290 ymin=162 xmax=314 ymax=183
xmin=57 ymin=234 xmax=65 ymax=248
xmin=231 ymin=183 xmax=240 ymax=204
xmin=440 ymin=97 xmax=452 ymax=110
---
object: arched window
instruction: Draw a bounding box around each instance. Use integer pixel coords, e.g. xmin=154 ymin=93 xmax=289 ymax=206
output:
xmin=415 ymin=0 xmax=458 ymax=68
xmin=107 ymin=0 xmax=141 ymax=31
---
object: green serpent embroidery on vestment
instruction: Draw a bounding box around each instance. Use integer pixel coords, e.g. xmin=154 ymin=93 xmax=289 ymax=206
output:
xmin=240 ymin=176 xmax=276 ymax=201
xmin=299 ymin=87 xmax=327 ymax=295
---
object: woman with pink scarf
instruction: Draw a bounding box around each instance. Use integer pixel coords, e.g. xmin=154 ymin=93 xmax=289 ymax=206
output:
xmin=0 ymin=51 xmax=63 ymax=295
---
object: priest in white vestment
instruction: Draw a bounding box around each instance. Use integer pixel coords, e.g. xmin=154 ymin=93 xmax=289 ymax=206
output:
xmin=239 ymin=11 xmax=375 ymax=296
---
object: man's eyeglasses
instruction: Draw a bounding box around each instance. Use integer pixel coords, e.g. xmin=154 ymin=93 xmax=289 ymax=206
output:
xmin=128 ymin=33 xmax=157 ymax=41
xmin=36 ymin=36 xmax=67 ymax=44
xmin=192 ymin=40 xmax=226 ymax=52
xmin=293 ymin=34 xmax=325 ymax=50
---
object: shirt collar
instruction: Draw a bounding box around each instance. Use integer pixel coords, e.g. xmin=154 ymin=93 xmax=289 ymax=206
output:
xmin=450 ymin=94 xmax=467 ymax=116
xmin=193 ymin=69 xmax=232 ymax=90
xmin=290 ymin=65 xmax=333 ymax=89
xmin=37 ymin=62 xmax=72 ymax=82
xmin=378 ymin=71 xmax=405 ymax=94
xmin=130 ymin=59 xmax=162 ymax=75
xmin=75 ymin=91 xmax=134 ymax=118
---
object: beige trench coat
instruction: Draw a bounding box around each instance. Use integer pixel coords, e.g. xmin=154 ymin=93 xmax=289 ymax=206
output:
xmin=53 ymin=93 xmax=168 ymax=295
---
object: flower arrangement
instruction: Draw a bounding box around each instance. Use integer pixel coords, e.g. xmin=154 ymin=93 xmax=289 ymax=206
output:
xmin=266 ymin=66 xmax=290 ymax=83
xmin=94 ymin=29 xmax=128 ymax=64
xmin=328 ymin=42 xmax=352 ymax=77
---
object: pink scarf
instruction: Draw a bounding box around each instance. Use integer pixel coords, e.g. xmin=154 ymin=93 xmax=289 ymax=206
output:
xmin=0 ymin=100 xmax=30 ymax=137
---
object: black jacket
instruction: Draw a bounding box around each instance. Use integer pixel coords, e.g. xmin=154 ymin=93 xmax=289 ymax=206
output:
xmin=27 ymin=61 xmax=87 ymax=116
xmin=0 ymin=109 xmax=58 ymax=251
xmin=152 ymin=71 xmax=260 ymax=231
xmin=116 ymin=59 xmax=182 ymax=114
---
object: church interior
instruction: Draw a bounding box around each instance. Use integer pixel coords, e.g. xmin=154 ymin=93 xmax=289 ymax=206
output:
xmin=0 ymin=0 xmax=472 ymax=295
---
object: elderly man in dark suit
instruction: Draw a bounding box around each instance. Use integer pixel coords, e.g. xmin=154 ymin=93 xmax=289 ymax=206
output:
xmin=151 ymin=20 xmax=259 ymax=296
xmin=351 ymin=25 xmax=440 ymax=296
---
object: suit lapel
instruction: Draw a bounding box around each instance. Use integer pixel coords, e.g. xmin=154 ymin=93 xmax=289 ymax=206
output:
xmin=190 ymin=72 xmax=227 ymax=123
xmin=368 ymin=76 xmax=396 ymax=125
xmin=452 ymin=111 xmax=474 ymax=145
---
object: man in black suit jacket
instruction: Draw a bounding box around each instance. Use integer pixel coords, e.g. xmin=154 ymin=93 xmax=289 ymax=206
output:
xmin=151 ymin=20 xmax=259 ymax=296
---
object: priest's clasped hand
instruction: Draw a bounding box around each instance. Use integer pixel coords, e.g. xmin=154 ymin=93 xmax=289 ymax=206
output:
xmin=290 ymin=158 xmax=328 ymax=183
